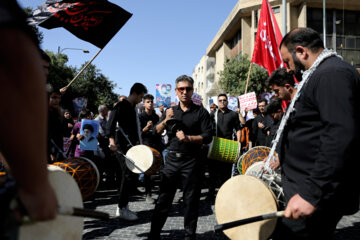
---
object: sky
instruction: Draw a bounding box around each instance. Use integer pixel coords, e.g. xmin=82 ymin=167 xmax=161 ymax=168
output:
xmin=18 ymin=0 xmax=239 ymax=101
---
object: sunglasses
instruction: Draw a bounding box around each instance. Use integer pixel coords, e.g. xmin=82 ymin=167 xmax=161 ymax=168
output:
xmin=176 ymin=87 xmax=193 ymax=92
xmin=218 ymin=99 xmax=227 ymax=102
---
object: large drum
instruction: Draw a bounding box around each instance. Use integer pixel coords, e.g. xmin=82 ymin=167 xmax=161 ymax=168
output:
xmin=215 ymin=175 xmax=278 ymax=240
xmin=19 ymin=165 xmax=83 ymax=240
xmin=125 ymin=145 xmax=162 ymax=175
xmin=207 ymin=136 xmax=241 ymax=164
xmin=237 ymin=146 xmax=277 ymax=175
xmin=52 ymin=157 xmax=100 ymax=200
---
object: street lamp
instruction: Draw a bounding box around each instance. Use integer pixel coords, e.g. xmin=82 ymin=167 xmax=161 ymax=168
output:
xmin=57 ymin=46 xmax=90 ymax=54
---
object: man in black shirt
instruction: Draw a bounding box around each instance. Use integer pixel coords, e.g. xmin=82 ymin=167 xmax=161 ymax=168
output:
xmin=266 ymin=68 xmax=296 ymax=102
xmin=107 ymin=83 xmax=148 ymax=221
xmin=277 ymin=27 xmax=360 ymax=239
xmin=208 ymin=94 xmax=241 ymax=197
xmin=149 ymin=75 xmax=213 ymax=240
xmin=252 ymin=99 xmax=273 ymax=146
xmin=139 ymin=94 xmax=163 ymax=204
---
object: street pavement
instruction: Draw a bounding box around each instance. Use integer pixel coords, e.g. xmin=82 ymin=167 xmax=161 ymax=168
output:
xmin=83 ymin=177 xmax=360 ymax=240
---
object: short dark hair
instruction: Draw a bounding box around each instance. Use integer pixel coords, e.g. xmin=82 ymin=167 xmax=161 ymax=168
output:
xmin=143 ymin=94 xmax=154 ymax=101
xmin=266 ymin=68 xmax=295 ymax=87
xmin=218 ymin=94 xmax=227 ymax=99
xmin=40 ymin=49 xmax=51 ymax=63
xmin=175 ymin=75 xmax=194 ymax=87
xmin=258 ymin=98 xmax=267 ymax=105
xmin=130 ymin=83 xmax=148 ymax=95
xmin=280 ymin=28 xmax=324 ymax=54
xmin=78 ymin=109 xmax=91 ymax=120
xmin=265 ymin=98 xmax=282 ymax=115
xmin=83 ymin=124 xmax=94 ymax=132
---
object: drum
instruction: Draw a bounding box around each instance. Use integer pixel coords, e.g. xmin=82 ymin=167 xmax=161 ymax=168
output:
xmin=125 ymin=145 xmax=162 ymax=175
xmin=207 ymin=136 xmax=241 ymax=164
xmin=19 ymin=165 xmax=83 ymax=240
xmin=52 ymin=157 xmax=100 ymax=200
xmin=238 ymin=146 xmax=277 ymax=175
xmin=215 ymin=175 xmax=278 ymax=240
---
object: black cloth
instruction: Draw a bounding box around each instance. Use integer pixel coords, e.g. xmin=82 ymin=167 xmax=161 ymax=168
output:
xmin=48 ymin=108 xmax=64 ymax=162
xmin=279 ymin=56 xmax=360 ymax=237
xmin=160 ymin=102 xmax=213 ymax=153
xmin=150 ymin=102 xmax=213 ymax=239
xmin=210 ymin=109 xmax=241 ymax=139
xmin=139 ymin=110 xmax=163 ymax=151
xmin=252 ymin=114 xmax=273 ymax=146
xmin=265 ymin=120 xmax=281 ymax=151
xmin=106 ymin=99 xmax=140 ymax=152
xmin=62 ymin=117 xmax=74 ymax=138
xmin=106 ymin=99 xmax=140 ymax=208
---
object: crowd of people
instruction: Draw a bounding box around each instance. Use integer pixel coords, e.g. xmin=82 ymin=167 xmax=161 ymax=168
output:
xmin=1 ymin=1 xmax=359 ymax=240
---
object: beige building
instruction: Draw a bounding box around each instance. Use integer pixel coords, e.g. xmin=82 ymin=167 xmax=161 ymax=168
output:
xmin=193 ymin=0 xmax=360 ymax=107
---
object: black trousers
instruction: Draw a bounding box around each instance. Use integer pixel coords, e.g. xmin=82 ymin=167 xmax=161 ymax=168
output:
xmin=150 ymin=151 xmax=202 ymax=239
xmin=115 ymin=153 xmax=137 ymax=208
xmin=273 ymin=207 xmax=343 ymax=240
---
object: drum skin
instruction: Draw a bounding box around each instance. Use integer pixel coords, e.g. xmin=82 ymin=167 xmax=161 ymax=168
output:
xmin=207 ymin=137 xmax=241 ymax=164
xmin=125 ymin=145 xmax=162 ymax=175
xmin=52 ymin=157 xmax=100 ymax=200
xmin=19 ymin=165 xmax=83 ymax=240
xmin=215 ymin=175 xmax=278 ymax=240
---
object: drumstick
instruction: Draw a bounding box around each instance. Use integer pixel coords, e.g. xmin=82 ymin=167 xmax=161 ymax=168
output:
xmin=117 ymin=151 xmax=145 ymax=174
xmin=213 ymin=211 xmax=284 ymax=232
xmin=58 ymin=205 xmax=110 ymax=220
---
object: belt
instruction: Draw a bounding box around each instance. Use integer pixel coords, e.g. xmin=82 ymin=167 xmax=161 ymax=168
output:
xmin=168 ymin=151 xmax=191 ymax=158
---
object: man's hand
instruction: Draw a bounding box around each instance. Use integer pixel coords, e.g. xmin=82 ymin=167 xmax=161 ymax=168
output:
xmin=60 ymin=86 xmax=68 ymax=95
xmin=165 ymin=108 xmax=174 ymax=121
xmin=284 ymin=194 xmax=316 ymax=220
xmin=258 ymin=122 xmax=265 ymax=129
xmin=17 ymin=182 xmax=57 ymax=221
xmin=76 ymin=134 xmax=84 ymax=141
xmin=263 ymin=155 xmax=280 ymax=171
xmin=108 ymin=143 xmax=118 ymax=152
xmin=176 ymin=130 xmax=190 ymax=142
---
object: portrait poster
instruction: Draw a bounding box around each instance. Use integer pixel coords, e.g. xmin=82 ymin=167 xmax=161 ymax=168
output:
xmin=73 ymin=97 xmax=87 ymax=116
xmin=156 ymin=84 xmax=171 ymax=108
xmin=239 ymin=92 xmax=258 ymax=111
xmin=227 ymin=96 xmax=239 ymax=111
xmin=79 ymin=119 xmax=99 ymax=151
xmin=191 ymin=93 xmax=203 ymax=106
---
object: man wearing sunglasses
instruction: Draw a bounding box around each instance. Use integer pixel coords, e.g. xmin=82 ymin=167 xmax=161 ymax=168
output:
xmin=150 ymin=75 xmax=213 ymax=240
xmin=208 ymin=94 xmax=242 ymax=199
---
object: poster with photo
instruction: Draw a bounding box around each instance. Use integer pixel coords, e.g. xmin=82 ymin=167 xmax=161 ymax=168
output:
xmin=79 ymin=119 xmax=99 ymax=151
xmin=227 ymin=96 xmax=239 ymax=111
xmin=73 ymin=97 xmax=87 ymax=116
xmin=155 ymin=84 xmax=171 ymax=108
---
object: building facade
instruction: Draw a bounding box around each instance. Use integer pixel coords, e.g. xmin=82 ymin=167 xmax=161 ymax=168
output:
xmin=194 ymin=0 xmax=360 ymax=107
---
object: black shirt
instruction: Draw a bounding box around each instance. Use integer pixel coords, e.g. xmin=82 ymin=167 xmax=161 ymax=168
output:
xmin=139 ymin=110 xmax=163 ymax=151
xmin=280 ymin=56 xmax=360 ymax=214
xmin=158 ymin=102 xmax=213 ymax=153
xmin=252 ymin=114 xmax=273 ymax=146
xmin=210 ymin=108 xmax=241 ymax=140
xmin=106 ymin=100 xmax=140 ymax=152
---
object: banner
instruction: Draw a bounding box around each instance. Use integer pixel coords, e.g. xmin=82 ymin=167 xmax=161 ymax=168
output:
xmin=156 ymin=84 xmax=171 ymax=108
xmin=191 ymin=93 xmax=203 ymax=106
xmin=79 ymin=119 xmax=99 ymax=151
xmin=227 ymin=96 xmax=239 ymax=111
xmin=73 ymin=97 xmax=87 ymax=116
xmin=29 ymin=0 xmax=132 ymax=48
xmin=239 ymin=92 xmax=258 ymax=111
xmin=251 ymin=0 xmax=283 ymax=75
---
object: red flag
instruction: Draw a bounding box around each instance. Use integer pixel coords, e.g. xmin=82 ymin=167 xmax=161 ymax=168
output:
xmin=251 ymin=0 xmax=283 ymax=75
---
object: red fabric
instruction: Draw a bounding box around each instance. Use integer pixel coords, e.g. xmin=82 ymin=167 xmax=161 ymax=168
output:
xmin=251 ymin=0 xmax=283 ymax=75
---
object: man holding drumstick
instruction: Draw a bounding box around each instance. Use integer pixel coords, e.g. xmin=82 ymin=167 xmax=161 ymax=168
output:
xmin=275 ymin=28 xmax=360 ymax=239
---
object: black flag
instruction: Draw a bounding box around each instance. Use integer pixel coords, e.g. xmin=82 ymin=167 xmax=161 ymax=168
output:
xmin=29 ymin=0 xmax=132 ymax=48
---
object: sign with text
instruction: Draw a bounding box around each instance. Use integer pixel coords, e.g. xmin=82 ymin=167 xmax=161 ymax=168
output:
xmin=239 ymin=92 xmax=258 ymax=111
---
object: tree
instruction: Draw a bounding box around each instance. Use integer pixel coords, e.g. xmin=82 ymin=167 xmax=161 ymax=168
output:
xmin=219 ymin=54 xmax=268 ymax=96
xmin=46 ymin=51 xmax=118 ymax=115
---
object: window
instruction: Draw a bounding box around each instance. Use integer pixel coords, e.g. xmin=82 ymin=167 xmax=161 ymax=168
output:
xmin=272 ymin=6 xmax=280 ymax=14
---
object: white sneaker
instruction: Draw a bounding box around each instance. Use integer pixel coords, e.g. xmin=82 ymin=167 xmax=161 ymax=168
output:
xmin=115 ymin=206 xmax=138 ymax=221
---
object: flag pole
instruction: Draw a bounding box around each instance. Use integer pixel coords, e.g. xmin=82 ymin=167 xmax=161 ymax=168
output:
xmin=64 ymin=48 xmax=103 ymax=89
xmin=244 ymin=63 xmax=253 ymax=94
